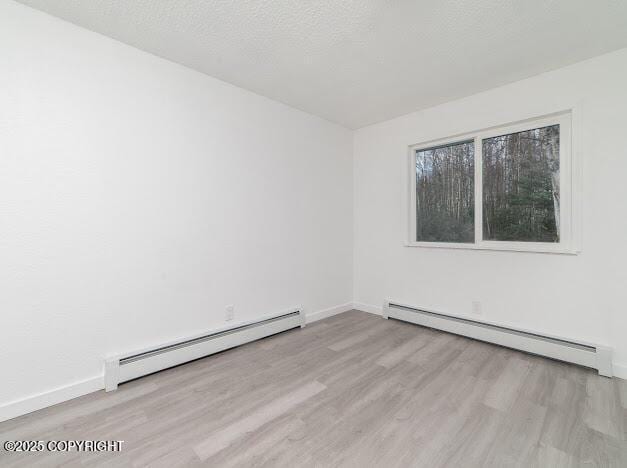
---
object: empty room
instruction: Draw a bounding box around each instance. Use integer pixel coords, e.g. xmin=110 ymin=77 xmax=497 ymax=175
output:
xmin=1 ymin=0 xmax=626 ymax=466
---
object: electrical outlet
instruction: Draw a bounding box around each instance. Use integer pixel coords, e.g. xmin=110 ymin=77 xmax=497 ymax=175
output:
xmin=225 ymin=305 xmax=235 ymax=321
xmin=471 ymin=300 xmax=482 ymax=316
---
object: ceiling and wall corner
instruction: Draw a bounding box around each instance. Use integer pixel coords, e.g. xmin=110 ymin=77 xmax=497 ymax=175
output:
xmin=13 ymin=0 xmax=627 ymax=129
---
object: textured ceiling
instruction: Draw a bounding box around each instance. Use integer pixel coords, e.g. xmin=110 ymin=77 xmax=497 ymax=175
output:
xmin=15 ymin=0 xmax=627 ymax=128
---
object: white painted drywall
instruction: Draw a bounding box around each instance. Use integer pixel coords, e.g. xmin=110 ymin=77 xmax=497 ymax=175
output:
xmin=0 ymin=1 xmax=352 ymax=408
xmin=353 ymin=48 xmax=627 ymax=372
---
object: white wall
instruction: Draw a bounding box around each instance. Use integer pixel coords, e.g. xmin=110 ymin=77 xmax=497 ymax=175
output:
xmin=354 ymin=49 xmax=627 ymax=375
xmin=0 ymin=0 xmax=353 ymax=411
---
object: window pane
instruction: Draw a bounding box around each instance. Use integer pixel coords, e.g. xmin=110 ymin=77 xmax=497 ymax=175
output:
xmin=482 ymin=125 xmax=560 ymax=242
xmin=416 ymin=141 xmax=474 ymax=243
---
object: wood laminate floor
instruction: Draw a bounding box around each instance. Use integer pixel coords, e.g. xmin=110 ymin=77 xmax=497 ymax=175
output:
xmin=1 ymin=310 xmax=625 ymax=467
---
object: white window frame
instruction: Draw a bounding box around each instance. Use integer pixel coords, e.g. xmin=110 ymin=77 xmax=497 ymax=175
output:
xmin=407 ymin=111 xmax=579 ymax=254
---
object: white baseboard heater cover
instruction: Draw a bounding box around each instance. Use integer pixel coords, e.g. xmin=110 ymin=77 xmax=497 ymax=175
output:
xmin=105 ymin=309 xmax=305 ymax=391
xmin=383 ymin=301 xmax=613 ymax=377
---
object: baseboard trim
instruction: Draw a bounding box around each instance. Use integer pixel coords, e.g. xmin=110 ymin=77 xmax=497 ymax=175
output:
xmin=306 ymin=302 xmax=353 ymax=324
xmin=0 ymin=376 xmax=104 ymax=423
xmin=352 ymin=302 xmax=383 ymax=316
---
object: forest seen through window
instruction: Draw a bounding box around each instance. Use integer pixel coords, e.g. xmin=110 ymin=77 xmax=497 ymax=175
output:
xmin=415 ymin=124 xmax=560 ymax=244
xmin=482 ymin=125 xmax=560 ymax=242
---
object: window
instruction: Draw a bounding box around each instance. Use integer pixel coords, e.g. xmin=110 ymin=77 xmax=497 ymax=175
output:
xmin=482 ymin=125 xmax=559 ymax=243
xmin=415 ymin=140 xmax=474 ymax=243
xmin=408 ymin=112 xmax=576 ymax=253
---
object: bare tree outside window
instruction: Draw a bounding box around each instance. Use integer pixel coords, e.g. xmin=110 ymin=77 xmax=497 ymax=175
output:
xmin=482 ymin=125 xmax=560 ymax=242
xmin=415 ymin=141 xmax=474 ymax=242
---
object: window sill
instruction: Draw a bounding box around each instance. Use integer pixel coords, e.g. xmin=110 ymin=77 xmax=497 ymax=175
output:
xmin=404 ymin=241 xmax=579 ymax=255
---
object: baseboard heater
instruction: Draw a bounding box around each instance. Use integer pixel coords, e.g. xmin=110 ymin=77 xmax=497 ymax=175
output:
xmin=104 ymin=309 xmax=305 ymax=391
xmin=383 ymin=301 xmax=613 ymax=377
